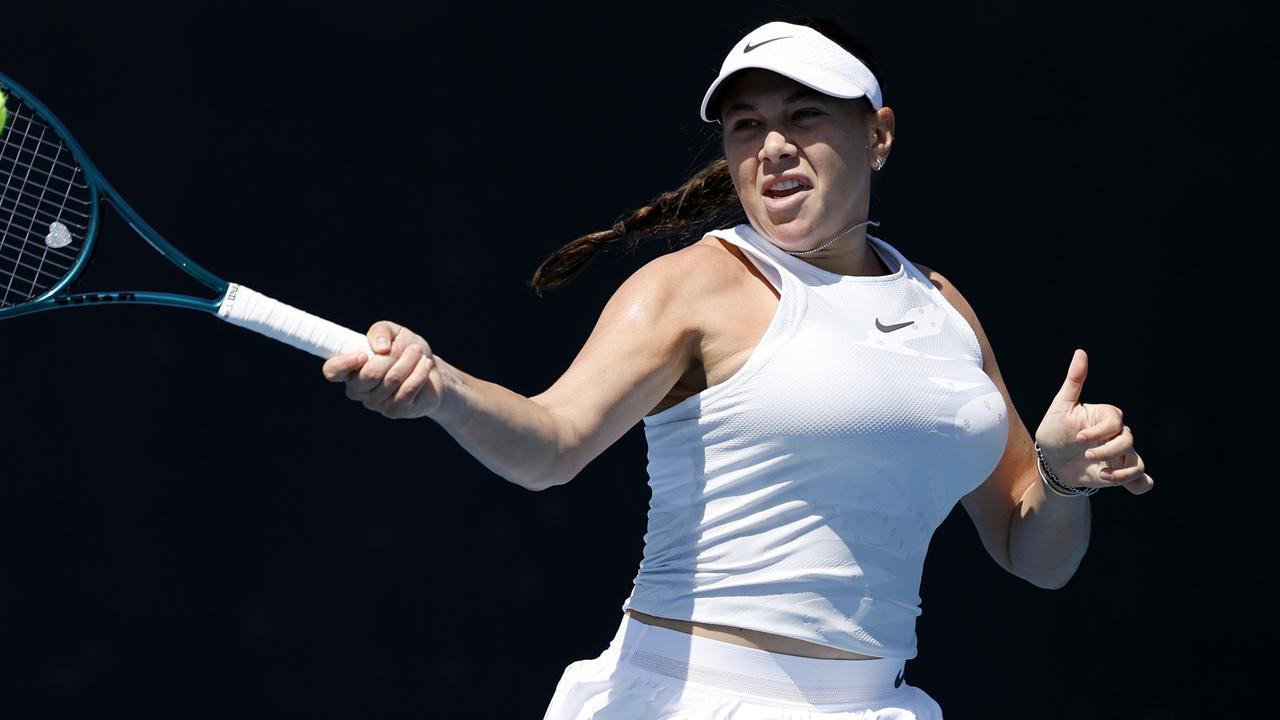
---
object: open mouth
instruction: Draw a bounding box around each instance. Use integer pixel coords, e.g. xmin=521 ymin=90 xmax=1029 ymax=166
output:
xmin=765 ymin=178 xmax=812 ymax=198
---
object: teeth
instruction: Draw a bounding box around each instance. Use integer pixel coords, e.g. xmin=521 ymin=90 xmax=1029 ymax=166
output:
xmin=771 ymin=179 xmax=807 ymax=192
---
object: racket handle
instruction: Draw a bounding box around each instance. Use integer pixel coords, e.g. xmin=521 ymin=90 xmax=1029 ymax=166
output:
xmin=216 ymin=283 xmax=375 ymax=359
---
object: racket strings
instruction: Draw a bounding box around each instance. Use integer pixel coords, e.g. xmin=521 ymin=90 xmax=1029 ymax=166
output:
xmin=2 ymin=169 xmax=91 ymax=220
xmin=0 ymin=90 xmax=91 ymax=307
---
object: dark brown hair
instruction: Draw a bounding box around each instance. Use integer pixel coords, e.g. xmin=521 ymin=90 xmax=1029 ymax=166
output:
xmin=527 ymin=15 xmax=883 ymax=296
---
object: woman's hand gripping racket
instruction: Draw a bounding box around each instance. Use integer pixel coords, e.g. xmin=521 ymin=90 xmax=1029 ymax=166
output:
xmin=0 ymin=73 xmax=375 ymax=359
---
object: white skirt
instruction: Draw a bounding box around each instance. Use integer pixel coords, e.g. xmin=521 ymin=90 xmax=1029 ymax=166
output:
xmin=542 ymin=612 xmax=943 ymax=719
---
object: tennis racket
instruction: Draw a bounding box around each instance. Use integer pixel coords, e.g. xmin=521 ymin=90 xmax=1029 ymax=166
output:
xmin=0 ymin=71 xmax=374 ymax=359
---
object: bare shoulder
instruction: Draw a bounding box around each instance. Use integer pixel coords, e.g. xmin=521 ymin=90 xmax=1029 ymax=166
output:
xmin=913 ymin=261 xmax=957 ymax=305
xmin=611 ymin=235 xmax=755 ymax=319
xmin=643 ymin=234 xmax=752 ymax=291
xmin=527 ymin=235 xmax=752 ymax=485
xmin=913 ymin=262 xmax=983 ymax=337
xmin=911 ymin=261 xmax=1005 ymax=381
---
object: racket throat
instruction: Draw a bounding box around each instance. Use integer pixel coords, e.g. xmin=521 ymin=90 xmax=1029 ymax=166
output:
xmin=54 ymin=291 xmax=138 ymax=306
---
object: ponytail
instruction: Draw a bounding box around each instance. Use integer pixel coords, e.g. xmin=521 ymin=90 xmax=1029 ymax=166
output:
xmin=528 ymin=156 xmax=744 ymax=296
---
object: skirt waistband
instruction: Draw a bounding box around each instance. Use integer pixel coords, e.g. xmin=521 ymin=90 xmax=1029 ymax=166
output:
xmin=606 ymin=613 xmax=907 ymax=707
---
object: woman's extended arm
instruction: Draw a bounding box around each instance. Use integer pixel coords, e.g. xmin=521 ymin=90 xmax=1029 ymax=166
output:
xmin=321 ymin=245 xmax=729 ymax=491
xmin=919 ymin=265 xmax=1153 ymax=589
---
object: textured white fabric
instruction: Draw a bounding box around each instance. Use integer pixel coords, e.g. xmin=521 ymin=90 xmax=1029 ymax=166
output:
xmin=543 ymin=613 xmax=943 ymax=719
xmin=620 ymin=225 xmax=1009 ymax=659
xmin=216 ymin=283 xmax=373 ymax=359
xmin=700 ymin=20 xmax=884 ymax=121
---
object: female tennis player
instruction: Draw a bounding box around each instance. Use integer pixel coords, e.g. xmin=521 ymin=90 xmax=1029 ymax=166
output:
xmin=322 ymin=16 xmax=1154 ymax=719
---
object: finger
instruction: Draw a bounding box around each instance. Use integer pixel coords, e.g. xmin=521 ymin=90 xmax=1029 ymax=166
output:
xmin=347 ymin=352 xmax=398 ymax=397
xmin=1076 ymin=405 xmax=1124 ymax=444
xmin=1099 ymin=463 xmax=1143 ymax=484
xmin=1121 ymin=471 xmax=1154 ymax=495
xmin=1083 ymin=425 xmax=1133 ymax=462
xmin=366 ymin=345 xmax=423 ymax=406
xmin=387 ymin=355 xmax=436 ymax=417
xmin=322 ymin=351 xmax=368 ymax=382
xmin=1098 ymin=450 xmax=1145 ymax=484
xmin=390 ymin=327 xmax=432 ymax=359
xmin=367 ymin=320 xmax=404 ymax=355
xmin=1051 ymin=348 xmax=1089 ymax=411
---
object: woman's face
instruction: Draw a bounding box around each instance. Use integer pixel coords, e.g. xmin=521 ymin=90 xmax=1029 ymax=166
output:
xmin=719 ymin=69 xmax=879 ymax=252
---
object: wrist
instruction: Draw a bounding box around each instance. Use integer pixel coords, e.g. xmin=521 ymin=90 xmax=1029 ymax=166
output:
xmin=1034 ymin=441 xmax=1096 ymax=498
xmin=424 ymin=354 xmax=460 ymax=423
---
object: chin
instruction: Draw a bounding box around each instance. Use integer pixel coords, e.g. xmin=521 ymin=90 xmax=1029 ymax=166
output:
xmin=754 ymin=217 xmax=819 ymax=248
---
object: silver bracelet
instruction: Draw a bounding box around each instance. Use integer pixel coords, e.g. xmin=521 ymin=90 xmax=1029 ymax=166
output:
xmin=1034 ymin=441 xmax=1097 ymax=497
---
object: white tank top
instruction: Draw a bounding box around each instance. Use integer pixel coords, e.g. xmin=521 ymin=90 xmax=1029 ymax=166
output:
xmin=619 ymin=223 xmax=1009 ymax=659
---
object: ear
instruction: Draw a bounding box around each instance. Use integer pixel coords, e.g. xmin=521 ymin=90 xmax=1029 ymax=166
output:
xmin=869 ymin=106 xmax=895 ymax=152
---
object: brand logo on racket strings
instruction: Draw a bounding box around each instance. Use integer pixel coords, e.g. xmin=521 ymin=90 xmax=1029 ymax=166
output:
xmin=54 ymin=292 xmax=137 ymax=306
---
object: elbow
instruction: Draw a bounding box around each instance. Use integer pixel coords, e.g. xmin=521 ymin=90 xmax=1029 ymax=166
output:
xmin=485 ymin=453 xmax=573 ymax=492
xmin=1005 ymin=499 xmax=1091 ymax=590
xmin=510 ymin=467 xmax=562 ymax=492
xmin=521 ymin=461 xmax=581 ymax=492
xmin=525 ymin=474 xmax=568 ymax=492
xmin=523 ymin=399 xmax=584 ymax=492
xmin=1012 ymin=553 xmax=1086 ymax=590
xmin=1025 ymin=572 xmax=1074 ymax=590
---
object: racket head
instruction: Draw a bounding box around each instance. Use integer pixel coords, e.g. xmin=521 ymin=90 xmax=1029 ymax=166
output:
xmin=0 ymin=72 xmax=104 ymax=316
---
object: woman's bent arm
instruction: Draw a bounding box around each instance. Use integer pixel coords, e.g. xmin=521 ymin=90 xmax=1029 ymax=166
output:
xmin=426 ymin=354 xmax=580 ymax=491
xmin=323 ymin=246 xmax=723 ymax=491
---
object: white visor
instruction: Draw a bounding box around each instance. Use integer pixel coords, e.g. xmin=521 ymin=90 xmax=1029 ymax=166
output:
xmin=700 ymin=21 xmax=883 ymax=122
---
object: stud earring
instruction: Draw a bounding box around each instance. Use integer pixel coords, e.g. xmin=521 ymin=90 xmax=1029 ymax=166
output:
xmin=873 ymin=157 xmax=885 ymax=171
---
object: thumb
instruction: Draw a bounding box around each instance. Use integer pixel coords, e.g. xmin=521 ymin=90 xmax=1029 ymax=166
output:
xmin=1049 ymin=348 xmax=1089 ymax=412
xmin=367 ymin=320 xmax=403 ymax=355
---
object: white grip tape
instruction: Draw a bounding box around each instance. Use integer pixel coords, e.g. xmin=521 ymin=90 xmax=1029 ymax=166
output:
xmin=216 ymin=283 xmax=374 ymax=359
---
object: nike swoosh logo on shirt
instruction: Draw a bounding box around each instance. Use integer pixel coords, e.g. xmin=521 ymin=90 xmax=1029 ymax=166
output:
xmin=744 ymin=36 xmax=791 ymax=52
xmin=876 ymin=319 xmax=915 ymax=333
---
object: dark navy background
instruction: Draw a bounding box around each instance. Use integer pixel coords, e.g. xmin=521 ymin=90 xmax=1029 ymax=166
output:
xmin=0 ymin=2 xmax=1262 ymax=718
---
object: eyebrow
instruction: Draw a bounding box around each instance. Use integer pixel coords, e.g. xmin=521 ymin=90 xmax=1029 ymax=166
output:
xmin=722 ymin=88 xmax=827 ymax=116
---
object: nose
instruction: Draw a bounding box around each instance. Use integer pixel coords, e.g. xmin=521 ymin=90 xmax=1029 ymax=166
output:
xmin=758 ymin=130 xmax=797 ymax=164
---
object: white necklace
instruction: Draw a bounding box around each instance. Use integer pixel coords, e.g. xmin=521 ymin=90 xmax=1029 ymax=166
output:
xmin=782 ymin=219 xmax=880 ymax=256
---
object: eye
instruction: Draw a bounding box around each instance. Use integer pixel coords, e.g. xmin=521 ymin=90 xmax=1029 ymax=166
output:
xmin=730 ymin=118 xmax=761 ymax=131
xmin=792 ymin=108 xmax=823 ymax=120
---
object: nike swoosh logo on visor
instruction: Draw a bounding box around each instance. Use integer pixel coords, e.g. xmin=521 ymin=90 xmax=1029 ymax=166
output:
xmin=744 ymin=36 xmax=791 ymax=52
xmin=876 ymin=319 xmax=915 ymax=333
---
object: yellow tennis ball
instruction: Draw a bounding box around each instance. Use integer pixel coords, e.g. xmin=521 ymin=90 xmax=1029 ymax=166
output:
xmin=0 ymin=89 xmax=8 ymax=137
